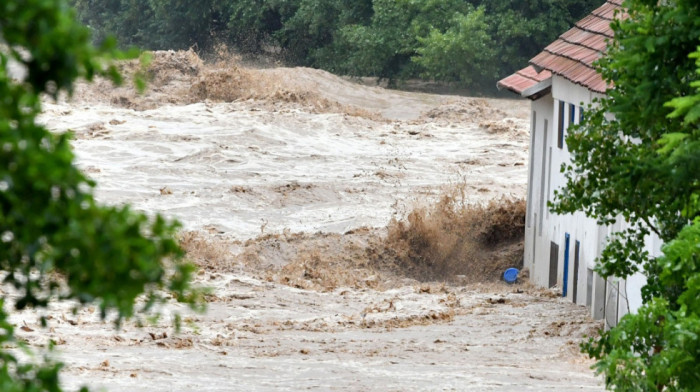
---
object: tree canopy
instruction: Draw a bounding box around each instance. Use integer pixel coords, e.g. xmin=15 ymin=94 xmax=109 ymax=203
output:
xmin=551 ymin=0 xmax=700 ymax=389
xmin=0 ymin=0 xmax=201 ymax=390
xmin=69 ymin=0 xmax=600 ymax=92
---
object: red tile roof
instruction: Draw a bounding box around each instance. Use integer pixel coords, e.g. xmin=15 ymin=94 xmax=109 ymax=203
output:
xmin=499 ymin=0 xmax=625 ymax=96
xmin=497 ymin=66 xmax=552 ymax=100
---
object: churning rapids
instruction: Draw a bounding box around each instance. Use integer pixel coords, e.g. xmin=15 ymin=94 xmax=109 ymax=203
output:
xmin=10 ymin=51 xmax=602 ymax=391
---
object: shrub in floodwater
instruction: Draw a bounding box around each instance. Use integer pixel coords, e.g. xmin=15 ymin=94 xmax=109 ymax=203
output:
xmin=384 ymin=195 xmax=525 ymax=282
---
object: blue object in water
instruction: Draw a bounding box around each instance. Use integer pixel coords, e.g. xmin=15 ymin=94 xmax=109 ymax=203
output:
xmin=503 ymin=268 xmax=519 ymax=283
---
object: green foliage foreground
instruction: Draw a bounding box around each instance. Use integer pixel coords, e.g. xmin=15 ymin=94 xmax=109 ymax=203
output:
xmin=552 ymin=0 xmax=699 ymax=389
xmin=0 ymin=1 xmax=202 ymax=390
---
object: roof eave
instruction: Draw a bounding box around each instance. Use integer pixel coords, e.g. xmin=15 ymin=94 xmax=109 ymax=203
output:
xmin=520 ymin=78 xmax=552 ymax=99
xmin=531 ymin=64 xmax=545 ymax=74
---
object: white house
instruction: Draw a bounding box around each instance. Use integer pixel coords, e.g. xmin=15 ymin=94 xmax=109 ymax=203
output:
xmin=497 ymin=0 xmax=661 ymax=328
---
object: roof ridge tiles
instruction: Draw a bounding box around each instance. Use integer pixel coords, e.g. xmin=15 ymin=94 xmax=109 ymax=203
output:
xmin=589 ymin=13 xmax=613 ymax=21
xmin=559 ymin=27 xmax=610 ymax=51
xmin=590 ymin=2 xmax=623 ymax=20
xmin=541 ymin=49 xmax=596 ymax=71
xmin=517 ymin=74 xmax=541 ymax=83
xmin=575 ymin=15 xmax=616 ymax=37
xmin=498 ymin=0 xmax=623 ymax=95
xmin=555 ymin=36 xmax=605 ymax=55
xmin=572 ymin=26 xmax=613 ymax=38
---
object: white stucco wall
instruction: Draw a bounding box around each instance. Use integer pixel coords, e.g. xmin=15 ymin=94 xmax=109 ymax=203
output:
xmin=524 ymin=94 xmax=553 ymax=287
xmin=523 ymin=75 xmax=657 ymax=325
xmin=549 ymin=78 xmax=600 ymax=308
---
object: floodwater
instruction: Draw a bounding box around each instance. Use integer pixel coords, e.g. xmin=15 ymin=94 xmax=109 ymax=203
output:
xmin=12 ymin=51 xmax=602 ymax=391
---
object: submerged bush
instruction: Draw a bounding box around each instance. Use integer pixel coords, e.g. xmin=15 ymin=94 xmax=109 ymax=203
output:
xmin=385 ymin=196 xmax=526 ymax=281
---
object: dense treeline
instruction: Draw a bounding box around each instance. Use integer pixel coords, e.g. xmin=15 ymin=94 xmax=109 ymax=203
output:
xmin=71 ymin=0 xmax=599 ymax=92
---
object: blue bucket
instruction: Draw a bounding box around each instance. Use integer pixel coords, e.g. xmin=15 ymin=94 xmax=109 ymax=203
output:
xmin=503 ymin=268 xmax=519 ymax=283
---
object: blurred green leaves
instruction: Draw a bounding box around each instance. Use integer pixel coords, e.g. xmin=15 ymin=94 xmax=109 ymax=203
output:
xmin=550 ymin=0 xmax=700 ymax=389
xmin=1 ymin=0 xmax=202 ymax=390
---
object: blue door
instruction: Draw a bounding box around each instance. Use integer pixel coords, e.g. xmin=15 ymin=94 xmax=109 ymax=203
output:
xmin=562 ymin=233 xmax=570 ymax=297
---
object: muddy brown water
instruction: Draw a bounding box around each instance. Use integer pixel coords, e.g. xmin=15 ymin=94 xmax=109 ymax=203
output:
xmin=17 ymin=51 xmax=604 ymax=391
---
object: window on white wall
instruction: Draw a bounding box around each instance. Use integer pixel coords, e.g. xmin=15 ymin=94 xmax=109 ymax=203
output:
xmin=557 ymin=101 xmax=565 ymax=149
xmin=538 ymin=122 xmax=548 ymax=236
xmin=579 ymin=106 xmax=584 ymax=123
xmin=569 ymin=103 xmax=576 ymax=127
xmin=546 ymin=146 xmax=552 ymax=217
xmin=527 ymin=112 xmax=536 ymax=228
xmin=586 ymin=268 xmax=594 ymax=307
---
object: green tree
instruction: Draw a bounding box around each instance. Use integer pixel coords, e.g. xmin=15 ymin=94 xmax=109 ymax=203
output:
xmin=551 ymin=0 xmax=699 ymax=389
xmin=329 ymin=0 xmax=473 ymax=82
xmin=71 ymin=0 xmax=228 ymax=51
xmin=277 ymin=0 xmax=373 ymax=64
xmin=68 ymin=0 xmax=600 ymax=92
xmin=475 ymin=0 xmax=599 ymax=85
xmin=412 ymin=6 xmax=496 ymax=89
xmin=224 ymin=0 xmax=300 ymax=53
xmin=148 ymin=0 xmax=227 ymax=51
xmin=1 ymin=0 xmax=201 ymax=390
xmin=71 ymin=0 xmax=154 ymax=48
xmin=313 ymin=0 xmax=599 ymax=89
